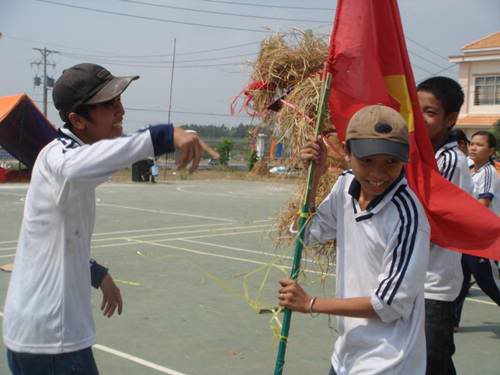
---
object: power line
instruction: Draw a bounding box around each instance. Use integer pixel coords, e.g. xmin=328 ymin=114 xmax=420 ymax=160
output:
xmin=126 ymin=107 xmax=251 ymax=118
xmin=430 ymin=63 xmax=458 ymax=76
xmin=36 ymin=0 xmax=271 ymax=33
xmin=411 ymin=62 xmax=435 ymax=76
xmin=59 ymin=54 xmax=251 ymax=69
xmin=31 ymin=2 xmax=454 ymax=71
xmin=59 ymin=48 xmax=444 ymax=76
xmin=191 ymin=0 xmax=335 ymax=11
xmin=409 ymin=50 xmax=449 ymax=70
xmin=32 ymin=99 xmax=251 ymax=118
xmin=120 ymin=0 xmax=329 ymax=23
xmin=4 ymin=33 xmax=262 ymax=58
xmin=406 ymin=36 xmax=451 ymax=62
xmin=59 ymin=42 xmax=262 ymax=59
xmin=60 ymin=51 xmax=258 ymax=64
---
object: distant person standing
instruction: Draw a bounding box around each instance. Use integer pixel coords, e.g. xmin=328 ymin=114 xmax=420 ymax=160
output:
xmin=449 ymin=128 xmax=473 ymax=167
xmin=453 ymin=131 xmax=500 ymax=330
xmin=3 ymin=63 xmax=204 ymax=375
xmin=449 ymin=129 xmax=469 ymax=156
xmin=150 ymin=158 xmax=159 ymax=183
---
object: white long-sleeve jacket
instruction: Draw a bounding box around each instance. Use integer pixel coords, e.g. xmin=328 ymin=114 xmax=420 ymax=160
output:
xmin=3 ymin=125 xmax=174 ymax=353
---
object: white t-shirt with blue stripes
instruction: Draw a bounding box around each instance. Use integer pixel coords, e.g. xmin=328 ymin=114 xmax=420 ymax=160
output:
xmin=424 ymin=141 xmax=474 ymax=301
xmin=472 ymin=162 xmax=500 ymax=215
xmin=305 ymin=171 xmax=430 ymax=375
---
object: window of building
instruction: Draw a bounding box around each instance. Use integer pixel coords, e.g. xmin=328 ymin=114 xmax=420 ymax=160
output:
xmin=474 ymin=75 xmax=500 ymax=105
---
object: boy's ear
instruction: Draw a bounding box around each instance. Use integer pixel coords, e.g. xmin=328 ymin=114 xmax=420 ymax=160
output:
xmin=67 ymin=112 xmax=87 ymax=132
xmin=343 ymin=142 xmax=351 ymax=163
xmin=445 ymin=111 xmax=459 ymax=129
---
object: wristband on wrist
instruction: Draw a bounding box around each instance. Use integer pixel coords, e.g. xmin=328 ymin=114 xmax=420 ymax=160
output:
xmin=308 ymin=296 xmax=320 ymax=318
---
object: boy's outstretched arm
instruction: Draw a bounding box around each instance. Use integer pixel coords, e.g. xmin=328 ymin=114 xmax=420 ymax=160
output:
xmin=278 ymin=278 xmax=377 ymax=319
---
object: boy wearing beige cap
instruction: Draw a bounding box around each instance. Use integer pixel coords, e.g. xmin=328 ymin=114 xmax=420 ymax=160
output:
xmin=278 ymin=105 xmax=430 ymax=374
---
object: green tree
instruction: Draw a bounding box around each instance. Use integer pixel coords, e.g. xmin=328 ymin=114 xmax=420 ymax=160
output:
xmin=216 ymin=138 xmax=234 ymax=166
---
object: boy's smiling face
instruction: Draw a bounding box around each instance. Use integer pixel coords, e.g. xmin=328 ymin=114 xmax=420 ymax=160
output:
xmin=69 ymin=96 xmax=125 ymax=144
xmin=418 ymin=90 xmax=458 ymax=149
xmin=346 ymin=151 xmax=404 ymax=203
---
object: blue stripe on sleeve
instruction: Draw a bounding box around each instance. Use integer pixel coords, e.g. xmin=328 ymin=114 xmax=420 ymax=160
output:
xmin=376 ymin=189 xmax=418 ymax=306
xmin=484 ymin=166 xmax=492 ymax=193
xmin=387 ymin=190 xmax=418 ymax=305
xmin=441 ymin=149 xmax=457 ymax=181
xmin=148 ymin=124 xmax=175 ymax=156
xmin=378 ymin=197 xmax=408 ymax=303
xmin=376 ymin=203 xmax=405 ymax=300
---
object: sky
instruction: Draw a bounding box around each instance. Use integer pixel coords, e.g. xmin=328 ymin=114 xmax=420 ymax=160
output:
xmin=1 ymin=0 xmax=499 ymax=132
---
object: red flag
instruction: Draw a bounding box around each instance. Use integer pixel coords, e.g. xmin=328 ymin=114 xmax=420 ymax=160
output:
xmin=327 ymin=0 xmax=500 ymax=260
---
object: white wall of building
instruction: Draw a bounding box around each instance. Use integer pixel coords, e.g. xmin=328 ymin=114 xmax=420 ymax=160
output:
xmin=459 ymin=59 xmax=500 ymax=116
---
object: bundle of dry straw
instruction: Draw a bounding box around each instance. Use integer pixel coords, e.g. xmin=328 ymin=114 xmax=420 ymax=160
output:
xmin=248 ymin=30 xmax=329 ymax=116
xmin=245 ymin=31 xmax=348 ymax=264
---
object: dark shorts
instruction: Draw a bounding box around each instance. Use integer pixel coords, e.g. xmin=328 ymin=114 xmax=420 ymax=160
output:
xmin=425 ymin=299 xmax=456 ymax=375
xmin=7 ymin=347 xmax=99 ymax=375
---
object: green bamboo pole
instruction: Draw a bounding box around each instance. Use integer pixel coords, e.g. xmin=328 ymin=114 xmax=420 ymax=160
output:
xmin=273 ymin=71 xmax=333 ymax=375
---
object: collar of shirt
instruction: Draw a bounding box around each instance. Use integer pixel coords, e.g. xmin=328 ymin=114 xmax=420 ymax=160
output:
xmin=348 ymin=173 xmax=407 ymax=221
xmin=474 ymin=160 xmax=495 ymax=175
xmin=435 ymin=135 xmax=458 ymax=159
xmin=58 ymin=127 xmax=85 ymax=147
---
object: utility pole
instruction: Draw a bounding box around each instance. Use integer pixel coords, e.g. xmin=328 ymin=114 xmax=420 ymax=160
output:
xmin=167 ymin=38 xmax=176 ymax=124
xmin=163 ymin=38 xmax=177 ymax=180
xmin=32 ymin=48 xmax=59 ymax=116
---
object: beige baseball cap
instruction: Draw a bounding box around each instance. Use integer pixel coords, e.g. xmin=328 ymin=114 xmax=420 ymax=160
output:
xmin=346 ymin=104 xmax=409 ymax=162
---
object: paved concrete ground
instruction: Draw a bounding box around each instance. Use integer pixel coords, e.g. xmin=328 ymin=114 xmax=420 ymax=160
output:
xmin=0 ymin=180 xmax=498 ymax=374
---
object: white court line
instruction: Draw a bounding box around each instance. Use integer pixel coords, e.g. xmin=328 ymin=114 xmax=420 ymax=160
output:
xmin=92 ymin=222 xmax=229 ymax=237
xmin=0 ymin=191 xmax=25 ymax=197
xmin=1 ymin=231 xmax=495 ymax=308
xmin=179 ymin=238 xmax=333 ymax=268
xmin=175 ymin=185 xmax=292 ymax=199
xmin=96 ymin=203 xmax=234 ymax=223
xmin=0 ymin=247 xmax=16 ymax=253
xmin=128 ymin=238 xmax=287 ymax=269
xmin=0 ymin=311 xmax=189 ymax=375
xmin=0 ymin=221 xmax=248 ymax=245
xmin=128 ymin=238 xmax=334 ymax=277
xmin=157 ymin=229 xmax=270 ymax=242
xmin=175 ymin=186 xmax=233 ymax=198
xmin=0 ymin=222 xmax=269 ymax=248
xmin=88 ymin=224 xmax=270 ymax=244
xmin=93 ymin=344 xmax=188 ymax=375
xmin=87 ymin=229 xmax=273 ymax=251
xmin=92 ymin=229 xmax=270 ymax=250
xmin=0 ymin=228 xmax=273 ymax=255
xmin=465 ymin=297 xmax=496 ymax=306
xmin=117 ymin=238 xmax=499 ymax=305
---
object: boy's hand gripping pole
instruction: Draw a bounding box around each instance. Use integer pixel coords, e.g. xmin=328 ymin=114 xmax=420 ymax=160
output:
xmin=273 ymin=71 xmax=332 ymax=375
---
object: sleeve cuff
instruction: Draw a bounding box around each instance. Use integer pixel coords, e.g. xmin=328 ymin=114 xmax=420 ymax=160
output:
xmin=478 ymin=192 xmax=494 ymax=200
xmin=371 ymin=293 xmax=400 ymax=323
xmin=149 ymin=124 xmax=175 ymax=156
xmin=90 ymin=259 xmax=108 ymax=289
